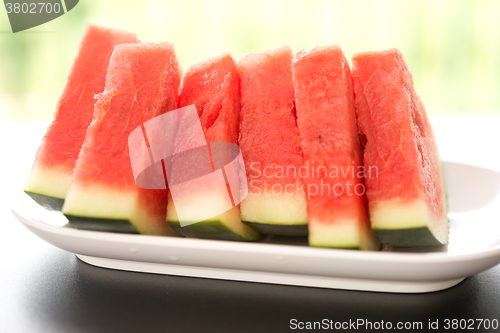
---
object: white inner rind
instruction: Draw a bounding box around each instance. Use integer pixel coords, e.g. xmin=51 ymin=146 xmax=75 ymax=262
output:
xmin=370 ymin=197 xmax=449 ymax=244
xmin=309 ymin=220 xmax=359 ymax=248
xmin=62 ymin=184 xmax=177 ymax=236
xmin=309 ymin=219 xmax=380 ymax=250
xmin=240 ymin=192 xmax=308 ymax=225
xmin=168 ymin=180 xmax=232 ymax=225
xmin=24 ymin=165 xmax=73 ymax=199
xmin=166 ymin=196 xmax=260 ymax=241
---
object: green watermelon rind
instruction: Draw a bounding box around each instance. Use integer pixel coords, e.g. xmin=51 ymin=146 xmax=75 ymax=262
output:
xmin=167 ymin=220 xmax=261 ymax=242
xmin=373 ymin=226 xmax=447 ymax=248
xmin=25 ymin=191 xmax=65 ymax=211
xmin=64 ymin=215 xmax=139 ymax=234
xmin=24 ymin=166 xmax=73 ymax=210
xmin=242 ymin=221 xmax=308 ymax=236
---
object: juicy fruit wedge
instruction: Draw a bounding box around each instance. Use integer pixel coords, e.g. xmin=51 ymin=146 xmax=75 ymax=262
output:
xmin=293 ymin=45 xmax=380 ymax=250
xmin=24 ymin=24 xmax=140 ymax=210
xmin=168 ymin=53 xmax=260 ymax=241
xmin=352 ymin=49 xmax=448 ymax=247
xmin=238 ymin=45 xmax=308 ymax=236
xmin=62 ymin=42 xmax=182 ymax=236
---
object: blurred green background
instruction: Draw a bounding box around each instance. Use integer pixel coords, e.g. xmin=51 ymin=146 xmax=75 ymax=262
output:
xmin=1 ymin=0 xmax=499 ymax=121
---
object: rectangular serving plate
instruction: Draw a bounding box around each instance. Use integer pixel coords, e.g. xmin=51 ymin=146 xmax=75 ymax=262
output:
xmin=10 ymin=161 xmax=500 ymax=293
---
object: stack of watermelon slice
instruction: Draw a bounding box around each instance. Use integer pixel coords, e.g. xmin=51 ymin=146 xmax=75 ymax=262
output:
xmin=25 ymin=24 xmax=448 ymax=250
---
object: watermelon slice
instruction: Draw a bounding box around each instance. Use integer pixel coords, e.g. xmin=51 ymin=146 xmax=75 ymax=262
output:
xmin=238 ymin=45 xmax=308 ymax=236
xmin=292 ymin=45 xmax=380 ymax=250
xmin=24 ymin=24 xmax=140 ymax=210
xmin=167 ymin=53 xmax=260 ymax=241
xmin=61 ymin=42 xmax=182 ymax=236
xmin=352 ymin=49 xmax=448 ymax=247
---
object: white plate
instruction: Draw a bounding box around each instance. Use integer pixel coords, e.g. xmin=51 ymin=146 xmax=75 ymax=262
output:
xmin=10 ymin=162 xmax=500 ymax=293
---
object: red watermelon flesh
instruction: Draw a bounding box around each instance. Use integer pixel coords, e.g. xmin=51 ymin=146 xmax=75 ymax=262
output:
xmin=179 ymin=53 xmax=240 ymax=144
xmin=24 ymin=24 xmax=140 ymax=209
xmin=62 ymin=42 xmax=182 ymax=236
xmin=352 ymin=49 xmax=448 ymax=247
xmin=292 ymin=45 xmax=380 ymax=249
xmin=166 ymin=53 xmax=260 ymax=241
xmin=238 ymin=46 xmax=308 ymax=235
